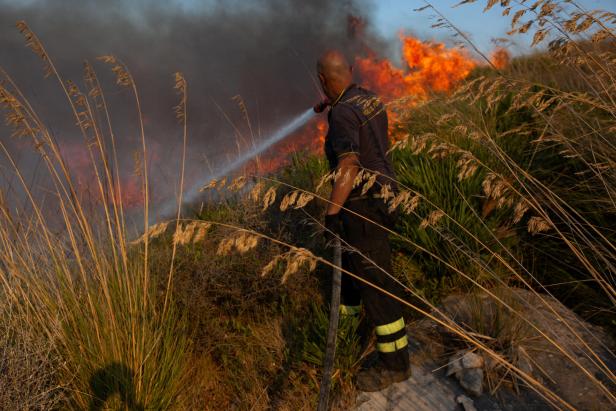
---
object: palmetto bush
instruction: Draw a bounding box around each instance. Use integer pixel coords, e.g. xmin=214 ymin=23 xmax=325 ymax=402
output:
xmin=390 ymin=38 xmax=616 ymax=320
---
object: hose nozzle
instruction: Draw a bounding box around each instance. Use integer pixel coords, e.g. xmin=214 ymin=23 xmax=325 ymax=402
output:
xmin=313 ymin=99 xmax=330 ymax=113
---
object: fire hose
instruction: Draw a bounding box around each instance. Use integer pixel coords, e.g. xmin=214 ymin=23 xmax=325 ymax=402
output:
xmin=317 ymin=238 xmax=342 ymax=411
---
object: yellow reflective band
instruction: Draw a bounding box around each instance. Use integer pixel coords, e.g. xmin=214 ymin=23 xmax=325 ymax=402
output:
xmin=339 ymin=305 xmax=361 ymax=316
xmin=377 ymin=335 xmax=408 ymax=353
xmin=375 ymin=317 xmax=405 ymax=336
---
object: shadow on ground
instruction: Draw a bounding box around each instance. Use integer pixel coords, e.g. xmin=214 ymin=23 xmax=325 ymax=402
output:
xmin=89 ymin=362 xmax=144 ymax=411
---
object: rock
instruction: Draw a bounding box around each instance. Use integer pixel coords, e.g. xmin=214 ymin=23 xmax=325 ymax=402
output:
xmin=459 ymin=367 xmax=484 ymax=397
xmin=446 ymin=350 xmax=484 ymax=396
xmin=354 ymin=364 xmax=462 ymax=411
xmin=446 ymin=351 xmax=464 ymax=377
xmin=516 ymin=346 xmax=533 ymax=375
xmin=456 ymin=394 xmax=478 ymax=411
xmin=461 ymin=351 xmax=484 ymax=369
xmin=481 ymin=352 xmax=498 ymax=370
xmin=356 ymin=288 xmax=616 ymax=410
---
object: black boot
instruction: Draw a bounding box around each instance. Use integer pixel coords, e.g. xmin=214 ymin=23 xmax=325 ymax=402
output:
xmin=355 ymin=358 xmax=412 ymax=392
xmin=356 ymin=314 xmax=373 ymax=355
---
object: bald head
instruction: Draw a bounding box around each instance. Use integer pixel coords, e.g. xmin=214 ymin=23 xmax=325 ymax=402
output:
xmin=317 ymin=50 xmax=353 ymax=101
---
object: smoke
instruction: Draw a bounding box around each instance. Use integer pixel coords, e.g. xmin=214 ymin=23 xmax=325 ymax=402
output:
xmin=0 ymin=0 xmax=386 ymax=221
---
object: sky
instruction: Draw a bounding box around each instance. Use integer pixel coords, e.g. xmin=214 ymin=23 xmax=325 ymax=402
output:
xmin=371 ymin=0 xmax=616 ymax=54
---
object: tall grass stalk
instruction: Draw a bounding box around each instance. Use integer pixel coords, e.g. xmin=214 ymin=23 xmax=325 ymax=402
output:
xmin=0 ymin=22 xmax=191 ymax=409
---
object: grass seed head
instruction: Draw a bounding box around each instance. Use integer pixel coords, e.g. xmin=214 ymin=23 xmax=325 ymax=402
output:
xmin=352 ymin=169 xmax=365 ymax=188
xmin=17 ymin=21 xmax=52 ymax=78
xmin=173 ymin=222 xmax=198 ymax=245
xmin=411 ymin=134 xmax=433 ymax=154
xmin=173 ymin=72 xmax=187 ymax=122
xmin=200 ymin=179 xmax=218 ymax=192
xmin=294 ymin=192 xmax=314 ymax=209
xmin=457 ymin=152 xmax=479 ymax=181
xmin=97 ymin=55 xmax=131 ymax=87
xmin=0 ymin=86 xmax=37 ymax=138
xmin=361 ymin=173 xmax=377 ymax=195
xmin=378 ymin=183 xmax=395 ymax=202
xmin=217 ymin=231 xmax=260 ymax=255
xmin=402 ymin=195 xmax=421 ymax=214
xmin=262 ymin=186 xmax=277 ymax=211
xmin=281 ymin=247 xmax=317 ymax=283
xmin=280 ymin=190 xmax=299 ymax=211
xmin=261 ymin=256 xmax=281 ymax=277
xmin=316 ymin=172 xmax=333 ymax=192
xmin=216 ymin=237 xmax=234 ymax=255
xmin=228 ymin=176 xmax=247 ymax=192
xmin=420 ymin=209 xmax=445 ymax=229
xmin=130 ymin=221 xmax=169 ymax=245
xmin=513 ymin=200 xmax=530 ymax=224
xmin=388 ymin=190 xmax=411 ymax=213
xmin=527 ymin=216 xmax=552 ymax=235
xmin=192 ymin=222 xmax=211 ymax=243
xmin=249 ymin=181 xmax=264 ymax=202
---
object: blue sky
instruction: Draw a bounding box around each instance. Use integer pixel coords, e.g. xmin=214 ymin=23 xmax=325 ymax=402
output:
xmin=372 ymin=0 xmax=616 ymax=55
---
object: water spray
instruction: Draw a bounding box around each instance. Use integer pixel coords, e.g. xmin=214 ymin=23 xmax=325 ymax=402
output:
xmin=154 ymin=107 xmax=317 ymax=221
xmin=153 ymin=101 xmax=342 ymax=406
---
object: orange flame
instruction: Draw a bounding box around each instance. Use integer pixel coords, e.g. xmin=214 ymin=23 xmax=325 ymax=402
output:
xmin=254 ymin=33 xmax=478 ymax=172
xmin=491 ymin=47 xmax=510 ymax=70
xmin=60 ymin=140 xmax=151 ymax=208
xmin=355 ymin=33 xmax=476 ymax=102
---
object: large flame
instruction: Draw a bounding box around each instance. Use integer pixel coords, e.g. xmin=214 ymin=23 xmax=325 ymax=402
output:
xmin=356 ymin=34 xmax=476 ymax=102
xmin=269 ymin=32 xmax=477 ymax=169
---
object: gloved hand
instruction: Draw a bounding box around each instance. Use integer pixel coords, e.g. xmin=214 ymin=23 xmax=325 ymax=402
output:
xmin=324 ymin=213 xmax=344 ymax=242
xmin=313 ymin=99 xmax=331 ymax=113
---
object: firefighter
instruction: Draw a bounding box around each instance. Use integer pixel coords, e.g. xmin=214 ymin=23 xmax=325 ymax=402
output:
xmin=316 ymin=50 xmax=411 ymax=392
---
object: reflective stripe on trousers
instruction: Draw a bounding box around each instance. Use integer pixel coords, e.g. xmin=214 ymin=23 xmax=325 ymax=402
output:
xmin=375 ymin=317 xmax=408 ymax=353
xmin=339 ymin=304 xmax=361 ymax=316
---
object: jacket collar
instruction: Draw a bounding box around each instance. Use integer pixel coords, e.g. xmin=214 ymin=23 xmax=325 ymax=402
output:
xmin=331 ymin=83 xmax=356 ymax=107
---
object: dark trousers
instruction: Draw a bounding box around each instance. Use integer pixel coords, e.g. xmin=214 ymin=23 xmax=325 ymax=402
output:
xmin=339 ymin=198 xmax=409 ymax=371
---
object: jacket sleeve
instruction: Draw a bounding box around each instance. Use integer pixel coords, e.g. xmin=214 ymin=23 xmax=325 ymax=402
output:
xmin=328 ymin=104 xmax=360 ymax=159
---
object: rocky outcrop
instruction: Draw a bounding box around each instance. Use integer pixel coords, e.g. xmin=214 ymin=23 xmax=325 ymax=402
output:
xmin=447 ymin=350 xmax=484 ymax=397
xmin=355 ymin=288 xmax=615 ymax=411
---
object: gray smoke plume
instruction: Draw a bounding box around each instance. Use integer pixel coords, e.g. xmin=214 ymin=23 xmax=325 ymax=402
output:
xmin=0 ymin=0 xmax=387 ymax=222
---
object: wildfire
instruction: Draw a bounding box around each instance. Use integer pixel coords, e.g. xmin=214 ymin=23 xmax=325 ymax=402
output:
xmin=355 ymin=33 xmax=476 ymax=102
xmin=58 ymin=140 xmax=151 ymax=208
xmin=187 ymin=31 xmax=481 ymax=183
xmin=491 ymin=47 xmax=510 ymax=70
xmin=254 ymin=33 xmax=478 ymax=174
xmin=63 ymin=33 xmax=481 ymax=208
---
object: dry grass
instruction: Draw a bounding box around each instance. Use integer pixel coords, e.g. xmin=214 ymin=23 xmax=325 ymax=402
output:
xmin=0 ymin=299 xmax=65 ymax=410
xmin=1 ymin=22 xmax=192 ymax=409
